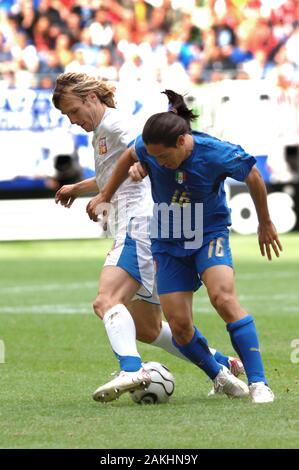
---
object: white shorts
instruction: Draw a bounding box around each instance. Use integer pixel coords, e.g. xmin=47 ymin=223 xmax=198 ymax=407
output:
xmin=104 ymin=217 xmax=160 ymax=305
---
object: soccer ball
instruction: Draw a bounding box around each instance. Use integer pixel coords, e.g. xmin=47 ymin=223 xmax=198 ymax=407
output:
xmin=131 ymin=361 xmax=175 ymax=404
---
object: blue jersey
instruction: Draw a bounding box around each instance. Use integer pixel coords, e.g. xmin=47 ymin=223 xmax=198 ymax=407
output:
xmin=134 ymin=131 xmax=256 ymax=255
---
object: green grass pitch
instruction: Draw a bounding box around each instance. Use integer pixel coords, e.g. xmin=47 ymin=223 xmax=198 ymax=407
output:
xmin=0 ymin=234 xmax=299 ymax=449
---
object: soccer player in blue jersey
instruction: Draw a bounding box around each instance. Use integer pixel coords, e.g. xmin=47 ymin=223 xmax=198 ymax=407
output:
xmin=96 ymin=90 xmax=282 ymax=403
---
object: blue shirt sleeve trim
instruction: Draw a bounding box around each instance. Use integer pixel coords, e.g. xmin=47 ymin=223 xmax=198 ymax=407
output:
xmin=242 ymin=155 xmax=256 ymax=180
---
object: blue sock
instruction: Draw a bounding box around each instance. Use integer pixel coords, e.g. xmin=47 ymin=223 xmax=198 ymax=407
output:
xmin=172 ymin=327 xmax=222 ymax=379
xmin=227 ymin=315 xmax=267 ymax=385
xmin=114 ymin=351 xmax=142 ymax=372
xmin=213 ymin=350 xmax=230 ymax=369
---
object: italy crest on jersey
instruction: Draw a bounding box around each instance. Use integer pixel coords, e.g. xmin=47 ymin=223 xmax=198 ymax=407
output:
xmin=175 ymin=170 xmax=187 ymax=184
xmin=99 ymin=137 xmax=107 ymax=155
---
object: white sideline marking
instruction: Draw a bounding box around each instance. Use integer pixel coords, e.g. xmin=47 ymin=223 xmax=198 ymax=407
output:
xmin=0 ymin=281 xmax=96 ymax=294
xmin=0 ymin=271 xmax=296 ymax=295
xmin=1 ymin=291 xmax=298 ymax=315
xmin=193 ymin=293 xmax=299 ymax=303
xmin=237 ymin=271 xmax=296 ymax=280
xmin=0 ymin=304 xmax=92 ymax=314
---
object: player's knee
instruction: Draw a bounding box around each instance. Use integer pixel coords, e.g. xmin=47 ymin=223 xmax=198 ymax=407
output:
xmin=92 ymin=298 xmax=103 ymax=319
xmin=168 ymin=316 xmax=192 ymax=344
xmin=210 ymin=290 xmax=234 ymax=315
xmin=93 ymin=292 xmax=129 ymax=319
xmin=136 ymin=322 xmax=161 ymax=344
xmin=92 ymin=294 xmax=111 ymax=319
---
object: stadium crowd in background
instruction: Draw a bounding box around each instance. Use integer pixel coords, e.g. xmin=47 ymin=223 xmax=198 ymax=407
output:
xmin=0 ymin=0 xmax=299 ymax=93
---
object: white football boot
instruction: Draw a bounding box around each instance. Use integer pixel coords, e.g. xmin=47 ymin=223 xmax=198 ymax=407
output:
xmin=93 ymin=367 xmax=151 ymax=403
xmin=208 ymin=358 xmax=245 ymax=396
xmin=249 ymin=382 xmax=275 ymax=404
xmin=209 ymin=366 xmax=249 ymax=398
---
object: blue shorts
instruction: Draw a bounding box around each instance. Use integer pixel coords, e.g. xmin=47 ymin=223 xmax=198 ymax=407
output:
xmin=153 ymin=232 xmax=233 ymax=295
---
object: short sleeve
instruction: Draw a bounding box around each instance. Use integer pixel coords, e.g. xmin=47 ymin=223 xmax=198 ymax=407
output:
xmin=134 ymin=135 xmax=148 ymax=164
xmin=108 ymin=118 xmax=132 ymax=148
xmin=212 ymin=144 xmax=256 ymax=182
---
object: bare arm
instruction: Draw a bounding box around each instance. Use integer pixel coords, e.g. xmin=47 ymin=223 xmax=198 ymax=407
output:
xmin=245 ymin=166 xmax=283 ymax=260
xmin=86 ymin=146 xmax=138 ymax=221
xmin=72 ymin=177 xmax=99 ymax=194
xmin=55 ymin=177 xmax=98 ymax=208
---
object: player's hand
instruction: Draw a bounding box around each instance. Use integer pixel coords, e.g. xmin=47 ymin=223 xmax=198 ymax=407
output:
xmin=55 ymin=184 xmax=78 ymax=208
xmin=128 ymin=162 xmax=147 ymax=182
xmin=258 ymin=221 xmax=283 ymax=261
xmin=86 ymin=193 xmax=110 ymax=225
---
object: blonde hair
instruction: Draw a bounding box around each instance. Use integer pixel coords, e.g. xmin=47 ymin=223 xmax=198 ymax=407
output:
xmin=52 ymin=72 xmax=116 ymax=109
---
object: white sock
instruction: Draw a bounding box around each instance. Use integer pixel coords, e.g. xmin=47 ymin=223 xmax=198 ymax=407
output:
xmin=103 ymin=304 xmax=141 ymax=360
xmin=151 ymin=321 xmax=188 ymax=361
xmin=151 ymin=321 xmax=218 ymax=362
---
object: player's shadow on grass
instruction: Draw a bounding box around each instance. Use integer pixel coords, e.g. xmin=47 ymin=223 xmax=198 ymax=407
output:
xmin=89 ymin=393 xmax=250 ymax=408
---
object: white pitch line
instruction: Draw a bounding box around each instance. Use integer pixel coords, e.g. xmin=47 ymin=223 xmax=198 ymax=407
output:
xmin=0 ymin=304 xmax=296 ymax=315
xmin=237 ymin=271 xmax=298 ymax=280
xmin=193 ymin=293 xmax=299 ymax=303
xmin=0 ymin=271 xmax=297 ymax=295
xmin=240 ymin=293 xmax=299 ymax=301
xmin=1 ymin=291 xmax=298 ymax=315
xmin=0 ymin=281 xmax=97 ymax=294
xmin=0 ymin=304 xmax=92 ymax=314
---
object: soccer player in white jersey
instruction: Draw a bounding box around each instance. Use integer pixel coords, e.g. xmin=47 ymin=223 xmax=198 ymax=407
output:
xmin=52 ymin=73 xmax=245 ymax=403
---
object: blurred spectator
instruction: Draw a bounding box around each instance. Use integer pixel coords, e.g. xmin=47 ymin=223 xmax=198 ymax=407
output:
xmin=71 ymin=27 xmax=100 ymax=66
xmin=38 ymin=0 xmax=67 ymax=25
xmin=97 ymin=47 xmax=118 ymax=81
xmin=13 ymin=0 xmax=38 ymax=44
xmin=159 ymin=40 xmax=191 ymax=93
xmin=241 ymin=48 xmax=273 ymax=80
xmin=38 ymin=49 xmax=64 ymax=81
xmin=64 ymin=11 xmax=81 ymax=42
xmin=11 ymin=31 xmax=39 ymax=72
xmin=33 ymin=15 xmax=51 ymax=51
xmin=55 ymin=33 xmax=73 ymax=67
xmin=88 ymin=7 xmax=114 ymax=48
xmin=187 ymin=60 xmax=205 ymax=85
xmin=118 ymin=46 xmax=142 ymax=83
xmin=38 ymin=74 xmax=55 ymax=89
xmin=65 ymin=47 xmax=97 ymax=75
xmin=203 ymin=45 xmax=237 ymax=81
xmin=0 ymin=0 xmax=297 ymax=92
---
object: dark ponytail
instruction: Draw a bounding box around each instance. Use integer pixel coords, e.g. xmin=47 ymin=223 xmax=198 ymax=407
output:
xmin=142 ymin=90 xmax=198 ymax=147
xmin=163 ymin=90 xmax=198 ymax=126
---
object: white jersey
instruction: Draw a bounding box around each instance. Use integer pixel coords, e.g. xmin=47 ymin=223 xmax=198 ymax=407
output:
xmin=92 ymin=107 xmax=158 ymax=303
xmin=92 ymin=107 xmax=153 ymax=238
